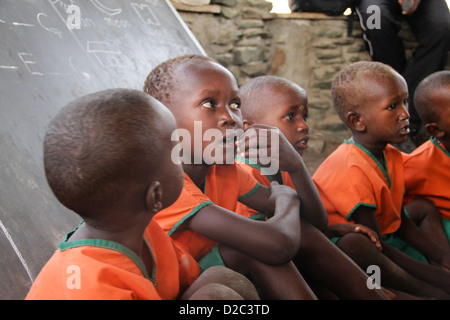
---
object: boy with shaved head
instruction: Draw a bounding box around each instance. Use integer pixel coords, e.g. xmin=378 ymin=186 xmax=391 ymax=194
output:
xmin=312 ymin=62 xmax=450 ymax=298
xmin=26 ymin=88 xmax=259 ymax=300
xmin=403 ymin=71 xmax=450 ymax=243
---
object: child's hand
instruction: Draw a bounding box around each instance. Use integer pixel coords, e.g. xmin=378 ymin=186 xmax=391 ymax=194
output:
xmin=329 ymin=224 xmax=382 ymax=251
xmin=238 ymin=124 xmax=301 ymax=173
xmin=266 ymin=180 xmax=300 ymax=215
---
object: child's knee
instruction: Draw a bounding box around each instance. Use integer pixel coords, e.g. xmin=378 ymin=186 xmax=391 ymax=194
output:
xmin=200 ymin=266 xmax=260 ymax=300
xmin=188 ymin=283 xmax=243 ymax=300
xmin=336 ymin=232 xmax=377 ymax=258
xmin=405 ymin=198 xmax=440 ymax=223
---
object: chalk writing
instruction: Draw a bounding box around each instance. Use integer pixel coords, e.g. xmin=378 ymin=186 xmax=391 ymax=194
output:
xmin=130 ymin=2 xmax=160 ymax=25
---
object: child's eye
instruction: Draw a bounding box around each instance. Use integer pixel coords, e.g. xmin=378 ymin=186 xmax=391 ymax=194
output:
xmin=202 ymin=101 xmax=214 ymax=109
xmin=230 ymin=101 xmax=240 ymax=110
xmin=403 ymin=98 xmax=409 ymax=106
xmin=284 ymin=113 xmax=294 ymax=120
xmin=303 ymin=114 xmax=308 ymax=122
xmin=387 ymin=103 xmax=396 ymax=110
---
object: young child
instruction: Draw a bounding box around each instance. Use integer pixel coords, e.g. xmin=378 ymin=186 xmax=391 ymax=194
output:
xmin=403 ymin=71 xmax=450 ymax=243
xmin=144 ymin=56 xmax=389 ymax=300
xmin=236 ymin=75 xmax=432 ymax=299
xmin=312 ymin=61 xmax=450 ymax=298
xmin=26 ymin=89 xmax=259 ymax=300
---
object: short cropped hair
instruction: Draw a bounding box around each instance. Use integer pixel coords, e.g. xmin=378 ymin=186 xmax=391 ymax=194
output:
xmin=414 ymin=70 xmax=450 ymax=124
xmin=239 ymin=75 xmax=306 ymax=123
xmin=143 ymin=54 xmax=217 ymax=106
xmin=44 ymin=89 xmax=165 ymax=218
xmin=332 ymin=61 xmax=399 ymax=124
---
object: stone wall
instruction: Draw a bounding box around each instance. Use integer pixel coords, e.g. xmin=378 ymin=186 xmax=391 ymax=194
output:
xmin=172 ymin=0 xmax=450 ymax=173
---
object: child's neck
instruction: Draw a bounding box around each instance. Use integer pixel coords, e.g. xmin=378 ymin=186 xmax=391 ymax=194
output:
xmin=70 ymin=217 xmax=149 ymax=262
xmin=183 ymin=164 xmax=211 ymax=189
xmin=350 ymin=135 xmax=387 ymax=165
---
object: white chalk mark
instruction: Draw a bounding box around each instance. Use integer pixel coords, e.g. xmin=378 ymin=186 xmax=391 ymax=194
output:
xmin=12 ymin=22 xmax=35 ymax=27
xmin=0 ymin=19 xmax=6 ymax=23
xmin=0 ymin=220 xmax=34 ymax=282
xmin=0 ymin=65 xmax=19 ymax=70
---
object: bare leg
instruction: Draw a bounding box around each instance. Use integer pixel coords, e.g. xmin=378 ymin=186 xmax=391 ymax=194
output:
xmin=219 ymin=245 xmax=317 ymax=300
xmin=294 ymin=221 xmax=389 ymax=300
xmin=337 ymin=232 xmax=450 ymax=299
xmin=405 ymin=199 xmax=450 ymax=252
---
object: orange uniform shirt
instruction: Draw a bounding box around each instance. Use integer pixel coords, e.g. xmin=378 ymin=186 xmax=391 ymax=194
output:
xmin=153 ymin=164 xmax=260 ymax=261
xmin=235 ymin=156 xmax=293 ymax=220
xmin=403 ymin=137 xmax=450 ymax=220
xmin=312 ymin=141 xmax=405 ymax=235
xmin=26 ymin=219 xmax=199 ymax=300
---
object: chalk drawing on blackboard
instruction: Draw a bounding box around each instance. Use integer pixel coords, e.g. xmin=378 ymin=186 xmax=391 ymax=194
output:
xmin=17 ymin=53 xmax=44 ymax=76
xmin=37 ymin=13 xmax=63 ymax=38
xmin=86 ymin=41 xmax=125 ymax=69
xmin=130 ymin=3 xmax=160 ymax=26
xmin=0 ymin=220 xmax=34 ymax=283
xmin=90 ymin=0 xmax=122 ymax=16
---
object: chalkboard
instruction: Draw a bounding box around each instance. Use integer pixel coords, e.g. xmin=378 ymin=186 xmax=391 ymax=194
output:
xmin=0 ymin=0 xmax=205 ymax=300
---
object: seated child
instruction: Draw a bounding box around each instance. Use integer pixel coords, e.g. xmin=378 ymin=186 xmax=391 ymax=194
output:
xmin=144 ymin=54 xmax=320 ymax=300
xmin=145 ymin=58 xmax=389 ymax=300
xmin=312 ymin=61 xmax=450 ymax=298
xmin=236 ymin=75 xmax=433 ymax=299
xmin=26 ymin=89 xmax=259 ymax=300
xmin=403 ymin=71 xmax=450 ymax=243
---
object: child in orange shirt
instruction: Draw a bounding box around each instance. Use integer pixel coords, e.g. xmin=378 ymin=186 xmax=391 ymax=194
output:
xmin=26 ymin=89 xmax=258 ymax=300
xmin=145 ymin=57 xmax=389 ymax=300
xmin=403 ymin=71 xmax=450 ymax=243
xmin=312 ymin=61 xmax=450 ymax=298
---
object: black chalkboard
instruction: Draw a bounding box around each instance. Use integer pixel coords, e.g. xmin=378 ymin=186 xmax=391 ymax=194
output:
xmin=0 ymin=0 xmax=205 ymax=300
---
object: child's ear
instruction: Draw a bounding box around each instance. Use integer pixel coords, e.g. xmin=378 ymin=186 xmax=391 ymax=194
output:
xmin=145 ymin=181 xmax=163 ymax=214
xmin=425 ymin=122 xmax=444 ymax=138
xmin=243 ymin=120 xmax=254 ymax=131
xmin=346 ymin=111 xmax=365 ymax=132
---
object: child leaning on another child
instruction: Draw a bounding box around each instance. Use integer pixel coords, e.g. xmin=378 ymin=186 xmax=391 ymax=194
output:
xmin=26 ymin=89 xmax=259 ymax=300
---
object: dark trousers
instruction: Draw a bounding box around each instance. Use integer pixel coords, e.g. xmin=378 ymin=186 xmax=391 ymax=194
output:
xmin=356 ymin=0 xmax=450 ymax=133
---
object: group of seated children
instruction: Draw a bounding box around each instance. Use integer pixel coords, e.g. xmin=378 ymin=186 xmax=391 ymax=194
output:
xmin=26 ymin=54 xmax=450 ymax=300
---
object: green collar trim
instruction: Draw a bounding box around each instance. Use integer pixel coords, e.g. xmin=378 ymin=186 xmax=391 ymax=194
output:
xmin=431 ymin=136 xmax=450 ymax=158
xmin=60 ymin=223 xmax=154 ymax=283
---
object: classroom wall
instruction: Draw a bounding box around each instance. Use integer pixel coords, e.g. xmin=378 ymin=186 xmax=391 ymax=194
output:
xmin=171 ymin=0 xmax=450 ymax=173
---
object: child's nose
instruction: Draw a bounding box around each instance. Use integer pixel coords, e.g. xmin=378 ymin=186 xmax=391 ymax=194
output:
xmin=218 ymin=109 xmax=236 ymax=128
xmin=297 ymin=120 xmax=309 ymax=133
xmin=400 ymin=104 xmax=410 ymax=120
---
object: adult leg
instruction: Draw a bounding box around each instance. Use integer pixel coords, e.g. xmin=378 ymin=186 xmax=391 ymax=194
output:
xmin=356 ymin=0 xmax=406 ymax=72
xmin=404 ymin=0 xmax=450 ymax=139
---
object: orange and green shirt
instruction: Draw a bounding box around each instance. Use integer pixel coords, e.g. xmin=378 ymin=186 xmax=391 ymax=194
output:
xmin=312 ymin=140 xmax=405 ymax=235
xmin=26 ymin=219 xmax=199 ymax=300
xmin=235 ymin=155 xmax=293 ymax=220
xmin=153 ymin=164 xmax=261 ymax=261
xmin=403 ymin=137 xmax=450 ymax=220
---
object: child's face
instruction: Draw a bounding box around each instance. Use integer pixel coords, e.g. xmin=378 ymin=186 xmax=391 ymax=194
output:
xmin=170 ymin=62 xmax=242 ymax=165
xmin=431 ymin=85 xmax=450 ymax=147
xmin=359 ymin=74 xmax=410 ymax=145
xmin=255 ymin=84 xmax=309 ymax=156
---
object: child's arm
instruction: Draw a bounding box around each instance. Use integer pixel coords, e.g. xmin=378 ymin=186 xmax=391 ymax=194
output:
xmin=241 ymin=125 xmax=328 ymax=231
xmin=186 ymin=181 xmax=301 ymax=265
